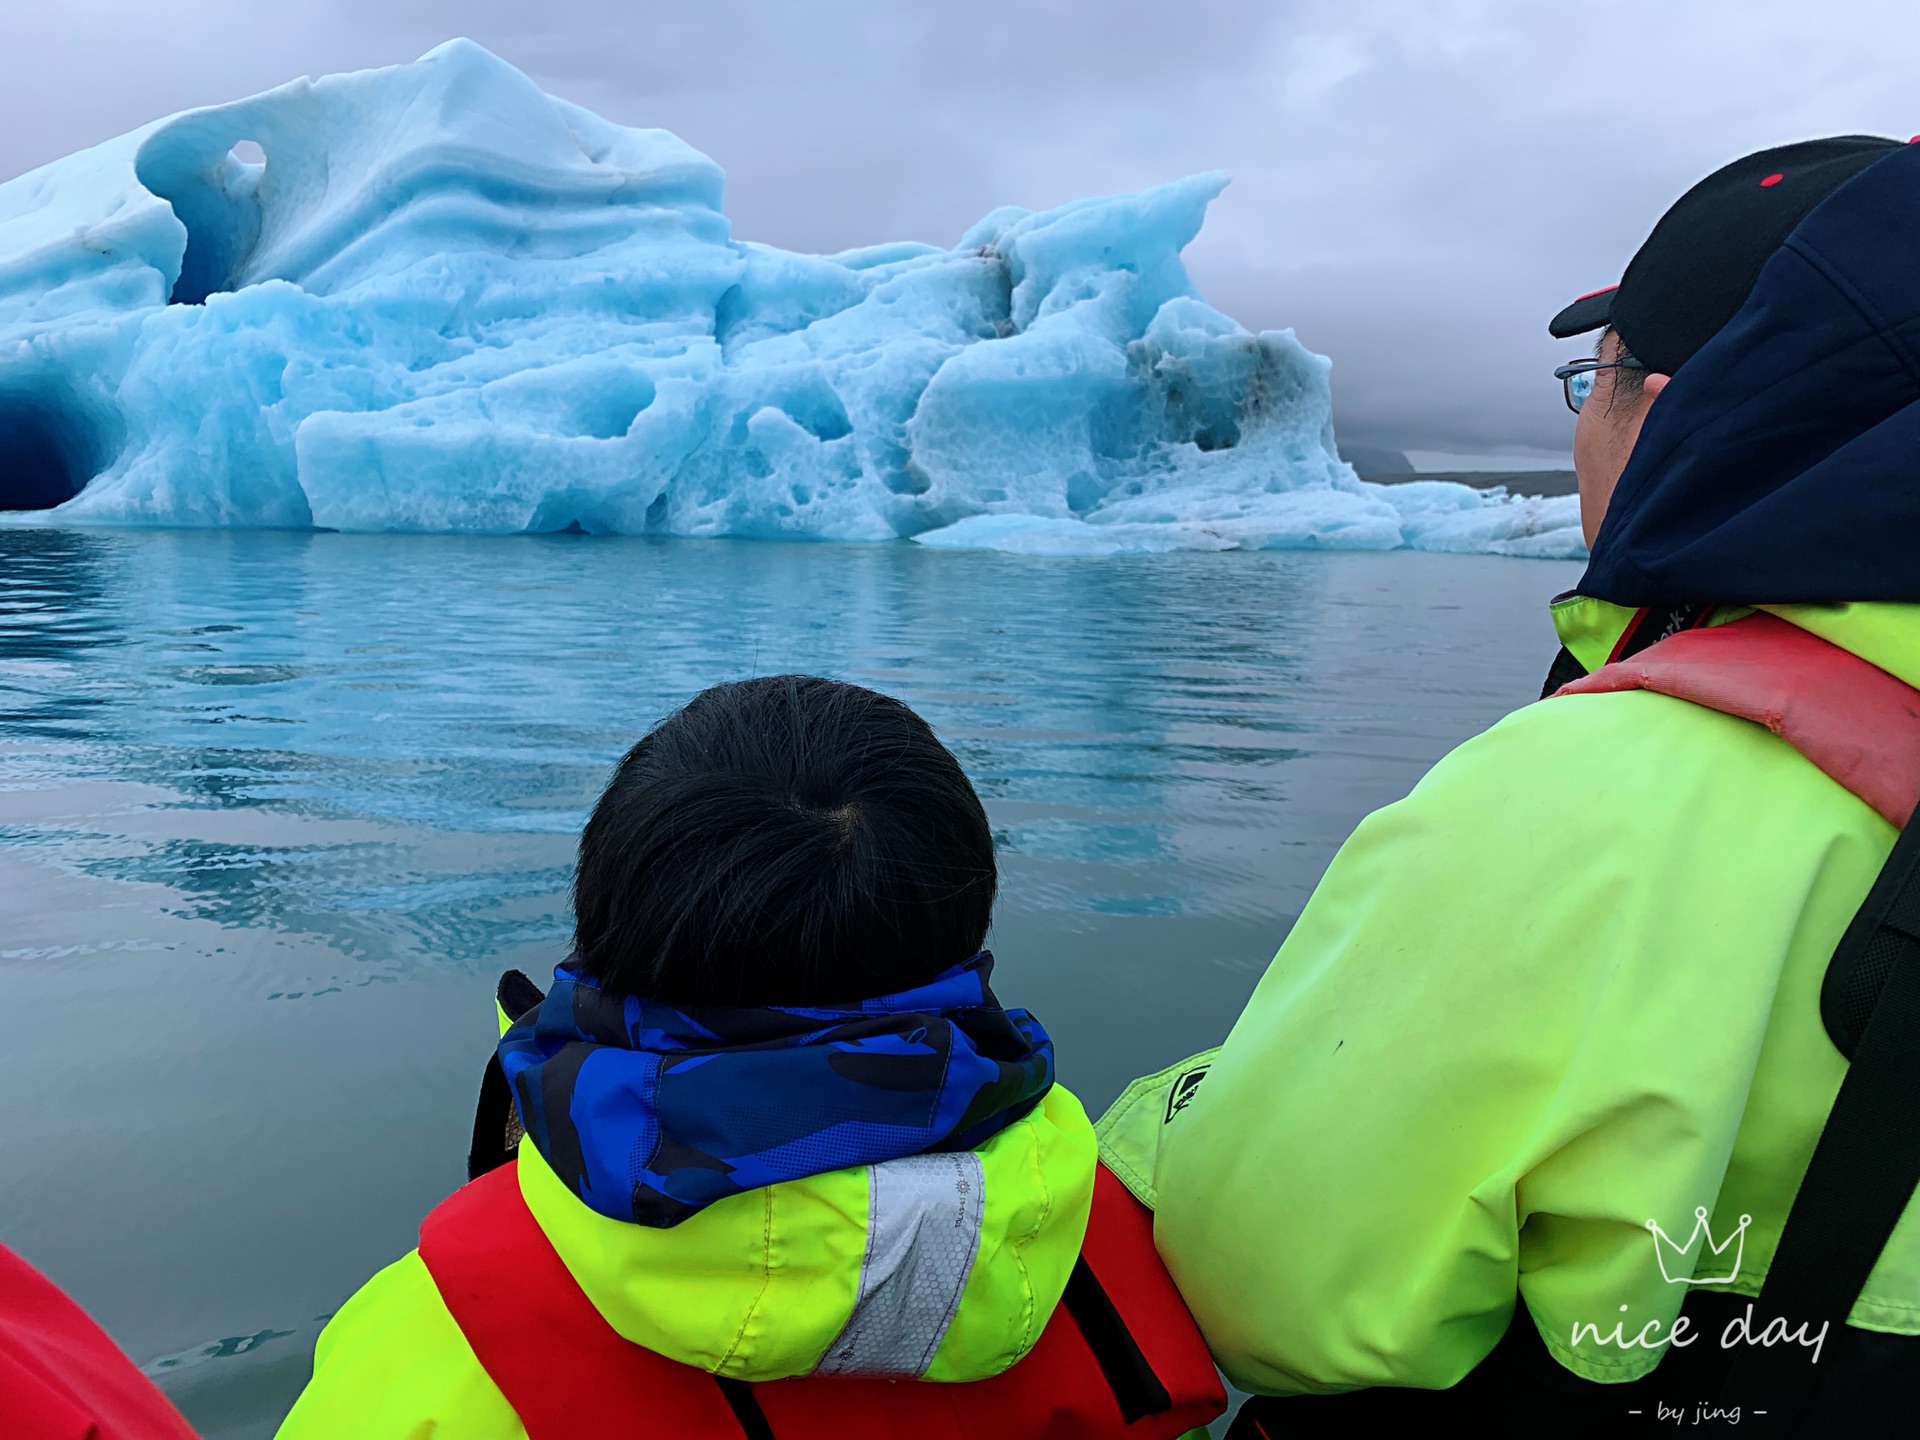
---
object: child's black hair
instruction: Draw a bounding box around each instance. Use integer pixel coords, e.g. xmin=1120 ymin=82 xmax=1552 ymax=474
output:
xmin=571 ymin=674 xmax=996 ymax=1006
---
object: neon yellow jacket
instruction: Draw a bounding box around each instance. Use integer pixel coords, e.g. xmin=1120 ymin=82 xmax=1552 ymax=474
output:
xmin=1099 ymin=599 xmax=1920 ymax=1395
xmin=277 ymin=1084 xmax=1098 ymax=1438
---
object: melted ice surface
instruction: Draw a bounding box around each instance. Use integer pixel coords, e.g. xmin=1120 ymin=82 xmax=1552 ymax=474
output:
xmin=0 ymin=40 xmax=1581 ymax=557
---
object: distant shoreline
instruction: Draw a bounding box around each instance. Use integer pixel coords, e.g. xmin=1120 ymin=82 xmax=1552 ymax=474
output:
xmin=1365 ymin=470 xmax=1578 ymax=498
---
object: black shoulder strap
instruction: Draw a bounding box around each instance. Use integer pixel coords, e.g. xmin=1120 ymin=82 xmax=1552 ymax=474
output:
xmin=1723 ymin=804 xmax=1920 ymax=1433
xmin=715 ymin=1377 xmax=775 ymax=1440
xmin=1539 ymin=645 xmax=1588 ymax=700
xmin=1060 ymin=1256 xmax=1173 ymax=1423
xmin=1820 ymin=848 xmax=1920 ymax=1059
xmin=466 ymin=970 xmax=546 ymax=1182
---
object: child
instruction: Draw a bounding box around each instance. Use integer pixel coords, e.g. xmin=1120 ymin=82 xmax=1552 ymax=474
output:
xmin=277 ymin=676 xmax=1220 ymax=1439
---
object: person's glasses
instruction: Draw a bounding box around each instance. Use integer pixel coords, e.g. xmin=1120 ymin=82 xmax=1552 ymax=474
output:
xmin=1555 ymin=356 xmax=1647 ymax=414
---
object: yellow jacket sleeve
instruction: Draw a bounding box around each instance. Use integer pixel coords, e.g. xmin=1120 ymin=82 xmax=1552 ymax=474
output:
xmin=1147 ymin=688 xmax=1893 ymax=1394
xmin=275 ymin=1250 xmax=524 ymax=1440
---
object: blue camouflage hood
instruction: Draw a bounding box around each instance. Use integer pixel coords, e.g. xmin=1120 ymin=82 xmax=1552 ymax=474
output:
xmin=498 ymin=951 xmax=1054 ymax=1227
xmin=1582 ymin=140 xmax=1920 ymax=607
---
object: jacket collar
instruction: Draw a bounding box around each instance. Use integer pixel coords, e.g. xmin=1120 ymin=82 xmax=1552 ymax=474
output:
xmin=1552 ymin=591 xmax=1920 ymax=693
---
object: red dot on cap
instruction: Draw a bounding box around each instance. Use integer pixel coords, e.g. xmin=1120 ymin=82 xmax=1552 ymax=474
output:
xmin=1759 ymin=172 xmax=1785 ymax=187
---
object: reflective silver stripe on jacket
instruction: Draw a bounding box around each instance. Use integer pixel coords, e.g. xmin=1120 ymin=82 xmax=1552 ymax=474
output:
xmin=812 ymin=1150 xmax=986 ymax=1376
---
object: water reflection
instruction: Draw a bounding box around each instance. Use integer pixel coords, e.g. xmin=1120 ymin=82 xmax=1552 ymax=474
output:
xmin=6 ymin=534 xmax=1331 ymax=953
xmin=0 ymin=528 xmax=126 ymax=735
xmin=1 ymin=533 xmax=1581 ymax=975
xmin=0 ymin=528 xmax=122 ymax=657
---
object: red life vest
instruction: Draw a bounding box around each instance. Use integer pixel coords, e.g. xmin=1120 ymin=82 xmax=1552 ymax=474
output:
xmin=1556 ymin=609 xmax=1920 ymax=825
xmin=417 ymin=1160 xmax=1225 ymax=1440
xmin=0 ymin=1241 xmax=200 ymax=1440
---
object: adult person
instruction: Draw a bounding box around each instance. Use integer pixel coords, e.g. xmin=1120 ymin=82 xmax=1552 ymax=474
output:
xmin=1098 ymin=136 xmax=1920 ymax=1434
xmin=278 ymin=676 xmax=1221 ymax=1440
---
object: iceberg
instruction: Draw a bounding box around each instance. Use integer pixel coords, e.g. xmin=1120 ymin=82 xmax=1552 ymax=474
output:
xmin=0 ymin=40 xmax=1583 ymax=558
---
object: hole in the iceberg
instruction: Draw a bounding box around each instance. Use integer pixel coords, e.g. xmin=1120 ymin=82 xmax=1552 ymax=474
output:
xmin=1066 ymin=472 xmax=1105 ymax=515
xmin=714 ymin=285 xmax=749 ymax=348
xmin=0 ymin=393 xmax=92 ymax=511
xmin=886 ymin=456 xmax=932 ymax=497
xmin=137 ymin=132 xmax=267 ymax=305
xmin=573 ymin=372 xmax=655 ymax=440
xmin=778 ymin=390 xmax=852 ymax=443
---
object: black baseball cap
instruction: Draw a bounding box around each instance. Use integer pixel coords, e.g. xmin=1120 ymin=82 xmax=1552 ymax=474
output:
xmin=1549 ymin=135 xmax=1907 ymax=375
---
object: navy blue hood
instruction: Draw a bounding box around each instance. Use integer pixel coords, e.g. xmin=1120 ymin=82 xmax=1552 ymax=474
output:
xmin=1582 ymin=141 xmax=1920 ymax=607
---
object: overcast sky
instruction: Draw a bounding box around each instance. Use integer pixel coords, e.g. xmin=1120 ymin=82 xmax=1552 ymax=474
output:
xmin=5 ymin=1 xmax=1917 ymax=466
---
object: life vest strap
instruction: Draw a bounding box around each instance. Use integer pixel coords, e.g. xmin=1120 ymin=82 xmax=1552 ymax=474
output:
xmin=1062 ymin=1256 xmax=1171 ymax=1422
xmin=1720 ymin=801 xmax=1920 ymax=1434
xmin=467 ymin=970 xmax=544 ymax=1183
xmin=718 ymin=1376 xmax=775 ymax=1440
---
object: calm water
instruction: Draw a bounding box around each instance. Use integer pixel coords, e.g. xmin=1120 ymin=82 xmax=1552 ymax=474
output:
xmin=0 ymin=528 xmax=1580 ymax=1436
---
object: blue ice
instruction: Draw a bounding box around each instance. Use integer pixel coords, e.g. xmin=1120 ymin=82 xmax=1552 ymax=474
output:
xmin=0 ymin=40 xmax=1582 ymax=557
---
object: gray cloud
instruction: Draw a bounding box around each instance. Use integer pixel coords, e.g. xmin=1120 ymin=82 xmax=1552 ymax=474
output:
xmin=5 ymin=1 xmax=1915 ymax=459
